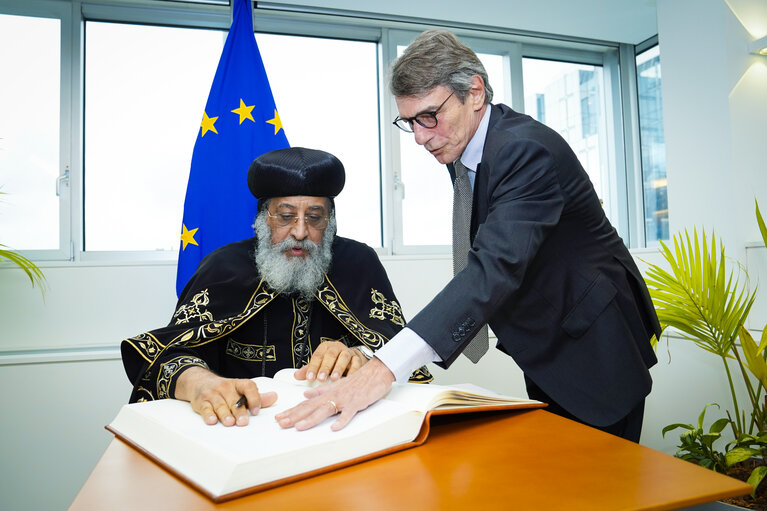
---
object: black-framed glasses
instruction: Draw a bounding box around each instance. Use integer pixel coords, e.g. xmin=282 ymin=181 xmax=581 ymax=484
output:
xmin=266 ymin=211 xmax=329 ymax=230
xmin=392 ymin=91 xmax=454 ymax=133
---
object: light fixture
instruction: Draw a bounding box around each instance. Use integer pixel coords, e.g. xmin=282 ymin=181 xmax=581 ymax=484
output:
xmin=749 ymin=35 xmax=767 ymax=56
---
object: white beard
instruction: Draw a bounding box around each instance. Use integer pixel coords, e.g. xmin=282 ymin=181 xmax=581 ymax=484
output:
xmin=253 ymin=211 xmax=336 ymax=300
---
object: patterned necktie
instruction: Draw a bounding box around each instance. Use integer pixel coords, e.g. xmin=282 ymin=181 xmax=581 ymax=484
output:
xmin=452 ymin=159 xmax=489 ymax=363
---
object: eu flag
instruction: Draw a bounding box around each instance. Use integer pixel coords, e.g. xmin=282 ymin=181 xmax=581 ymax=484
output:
xmin=176 ymin=0 xmax=289 ymax=296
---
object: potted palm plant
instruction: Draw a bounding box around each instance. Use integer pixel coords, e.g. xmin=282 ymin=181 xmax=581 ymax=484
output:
xmin=645 ymin=199 xmax=767 ymax=508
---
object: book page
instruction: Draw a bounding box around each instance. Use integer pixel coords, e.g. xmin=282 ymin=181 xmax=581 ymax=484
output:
xmin=186 ymin=370 xmax=420 ymax=464
xmin=385 ymin=381 xmax=540 ymax=412
xmin=266 ymin=368 xmax=540 ymax=412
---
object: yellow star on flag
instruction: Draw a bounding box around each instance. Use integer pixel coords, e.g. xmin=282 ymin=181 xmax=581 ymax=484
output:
xmin=180 ymin=224 xmax=199 ymax=250
xmin=200 ymin=112 xmax=218 ymax=137
xmin=266 ymin=110 xmax=283 ymax=135
xmin=231 ymin=99 xmax=255 ymax=124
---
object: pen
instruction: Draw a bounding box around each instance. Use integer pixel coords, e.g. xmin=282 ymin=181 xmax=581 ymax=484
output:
xmin=234 ymin=396 xmax=247 ymax=408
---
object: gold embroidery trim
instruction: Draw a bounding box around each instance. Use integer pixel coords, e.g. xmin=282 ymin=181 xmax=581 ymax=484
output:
xmin=173 ymin=289 xmax=214 ymax=325
xmin=369 ymin=288 xmax=405 ymax=326
xmin=407 ymin=366 xmax=434 ymax=383
xmin=319 ymin=335 xmax=350 ymax=345
xmin=290 ymin=297 xmax=313 ymax=368
xmin=156 ymin=355 xmax=208 ymax=399
xmin=226 ymin=339 xmax=276 ymax=362
xmin=123 ymin=332 xmax=165 ymax=365
xmin=315 ymin=276 xmax=386 ymax=350
xmin=132 ymin=280 xmax=279 ymax=375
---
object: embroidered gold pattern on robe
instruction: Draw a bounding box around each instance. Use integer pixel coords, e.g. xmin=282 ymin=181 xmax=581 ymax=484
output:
xmin=178 ymin=287 xmax=278 ymax=349
xmin=173 ymin=289 xmax=214 ymax=325
xmin=134 ymin=284 xmax=278 ymax=386
xmin=315 ymin=279 xmax=385 ymax=350
xmin=123 ymin=332 xmax=165 ymax=365
xmin=291 ymin=297 xmax=313 ymax=367
xmin=157 ymin=355 xmax=208 ymax=399
xmin=369 ymin=288 xmax=405 ymax=326
xmin=226 ymin=338 xmax=276 ymax=362
xmin=407 ymin=366 xmax=433 ymax=383
xmin=127 ymin=275 xmax=433 ymax=401
xmin=319 ymin=335 xmax=351 ymax=345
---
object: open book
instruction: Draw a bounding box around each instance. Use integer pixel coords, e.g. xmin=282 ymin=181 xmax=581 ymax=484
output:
xmin=106 ymin=369 xmax=544 ymax=502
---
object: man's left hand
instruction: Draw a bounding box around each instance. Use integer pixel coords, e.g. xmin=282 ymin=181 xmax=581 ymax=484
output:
xmin=294 ymin=341 xmax=366 ymax=382
xmin=276 ymin=356 xmax=395 ymax=431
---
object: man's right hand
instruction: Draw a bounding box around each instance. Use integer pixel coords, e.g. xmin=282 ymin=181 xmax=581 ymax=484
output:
xmin=174 ymin=366 xmax=277 ymax=426
xmin=294 ymin=340 xmax=367 ymax=382
xmin=276 ymin=356 xmax=395 ymax=432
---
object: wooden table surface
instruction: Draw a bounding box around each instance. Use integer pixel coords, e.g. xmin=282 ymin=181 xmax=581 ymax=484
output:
xmin=69 ymin=409 xmax=751 ymax=510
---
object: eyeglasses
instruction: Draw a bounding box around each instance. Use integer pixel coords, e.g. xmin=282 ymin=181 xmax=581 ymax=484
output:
xmin=266 ymin=210 xmax=329 ymax=230
xmin=392 ymin=91 xmax=454 ymax=133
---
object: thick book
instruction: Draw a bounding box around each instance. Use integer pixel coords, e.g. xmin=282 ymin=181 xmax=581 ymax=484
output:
xmin=106 ymin=368 xmax=544 ymax=502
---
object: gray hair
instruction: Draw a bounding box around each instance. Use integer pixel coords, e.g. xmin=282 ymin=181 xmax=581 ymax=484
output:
xmin=389 ymin=29 xmax=493 ymax=104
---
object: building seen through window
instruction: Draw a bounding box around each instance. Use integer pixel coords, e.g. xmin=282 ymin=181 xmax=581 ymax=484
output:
xmin=523 ymin=58 xmax=607 ymax=210
xmin=636 ymin=45 xmax=668 ymax=244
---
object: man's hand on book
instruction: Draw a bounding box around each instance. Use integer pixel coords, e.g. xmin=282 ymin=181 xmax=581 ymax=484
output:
xmin=175 ymin=366 xmax=278 ymax=427
xmin=276 ymin=357 xmax=395 ymax=432
xmin=294 ymin=341 xmax=367 ymax=383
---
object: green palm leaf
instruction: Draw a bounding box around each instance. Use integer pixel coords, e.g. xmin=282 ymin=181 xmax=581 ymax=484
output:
xmin=756 ymin=199 xmax=767 ymax=248
xmin=0 ymin=245 xmax=47 ymax=295
xmin=644 ymin=228 xmax=755 ymax=357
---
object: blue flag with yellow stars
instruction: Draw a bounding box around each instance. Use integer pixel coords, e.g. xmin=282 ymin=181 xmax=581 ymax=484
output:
xmin=176 ymin=0 xmax=289 ymax=297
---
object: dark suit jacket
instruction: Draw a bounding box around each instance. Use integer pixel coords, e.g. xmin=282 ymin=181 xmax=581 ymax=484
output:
xmin=407 ymin=103 xmax=660 ymax=426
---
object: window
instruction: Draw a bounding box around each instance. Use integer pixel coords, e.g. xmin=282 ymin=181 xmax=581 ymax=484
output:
xmin=2 ymin=1 xmax=656 ymax=263
xmin=256 ymin=34 xmax=381 ymax=248
xmin=523 ymin=58 xmax=608 ymax=206
xmin=0 ymin=13 xmax=60 ymax=251
xmin=636 ymin=45 xmax=668 ymax=244
xmin=84 ymin=22 xmax=223 ymax=251
xmin=83 ymin=23 xmax=381 ymax=251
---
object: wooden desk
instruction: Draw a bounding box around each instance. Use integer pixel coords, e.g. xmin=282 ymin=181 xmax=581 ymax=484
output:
xmin=70 ymin=409 xmax=751 ymax=510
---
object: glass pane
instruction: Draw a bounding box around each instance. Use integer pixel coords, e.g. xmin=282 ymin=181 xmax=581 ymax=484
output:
xmin=522 ymin=58 xmax=608 ymax=204
xmin=256 ymin=34 xmax=381 ymax=248
xmin=400 ymin=52 xmax=507 ymax=246
xmin=84 ymin=22 xmax=224 ymax=251
xmin=0 ymin=14 xmax=60 ymax=250
xmin=636 ymin=46 xmax=668 ymax=245
xmin=85 ymin=25 xmax=381 ymax=251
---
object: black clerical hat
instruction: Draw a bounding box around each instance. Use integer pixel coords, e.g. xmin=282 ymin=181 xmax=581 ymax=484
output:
xmin=247 ymin=147 xmax=346 ymax=200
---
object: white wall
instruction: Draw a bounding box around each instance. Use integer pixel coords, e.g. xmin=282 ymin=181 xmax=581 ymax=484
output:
xmin=658 ymin=0 xmax=767 ymax=258
xmin=1 ymin=0 xmax=767 ymax=509
xmin=649 ymin=0 xmax=767 ymax=458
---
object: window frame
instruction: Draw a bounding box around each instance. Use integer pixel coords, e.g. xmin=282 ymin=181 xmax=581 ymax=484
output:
xmin=1 ymin=0 xmax=654 ymax=265
xmin=634 ymin=36 xmax=666 ymax=248
xmin=1 ymin=0 xmax=73 ymax=261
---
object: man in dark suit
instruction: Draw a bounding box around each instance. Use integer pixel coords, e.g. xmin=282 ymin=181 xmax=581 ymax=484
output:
xmin=277 ymin=30 xmax=660 ymax=442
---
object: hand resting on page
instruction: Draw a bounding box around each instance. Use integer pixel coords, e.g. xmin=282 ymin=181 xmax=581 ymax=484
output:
xmin=174 ymin=366 xmax=278 ymax=427
xmin=294 ymin=340 xmax=369 ymax=383
xmin=276 ymin=356 xmax=395 ymax=432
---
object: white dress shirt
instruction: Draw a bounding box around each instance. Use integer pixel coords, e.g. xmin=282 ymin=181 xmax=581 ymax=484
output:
xmin=376 ymin=105 xmax=493 ymax=382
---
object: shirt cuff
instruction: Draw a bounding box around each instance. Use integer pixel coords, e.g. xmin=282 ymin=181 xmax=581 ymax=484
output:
xmin=375 ymin=327 xmax=441 ymax=383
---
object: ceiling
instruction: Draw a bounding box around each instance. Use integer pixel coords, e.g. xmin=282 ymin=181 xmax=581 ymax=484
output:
xmin=263 ymin=0 xmax=659 ymax=45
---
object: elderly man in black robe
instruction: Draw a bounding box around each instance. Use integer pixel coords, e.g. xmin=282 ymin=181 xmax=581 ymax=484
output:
xmin=121 ymin=147 xmax=431 ymax=427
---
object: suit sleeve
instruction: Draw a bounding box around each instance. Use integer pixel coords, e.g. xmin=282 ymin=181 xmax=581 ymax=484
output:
xmin=329 ymin=240 xmax=432 ymax=383
xmin=407 ymin=139 xmax=565 ymax=367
